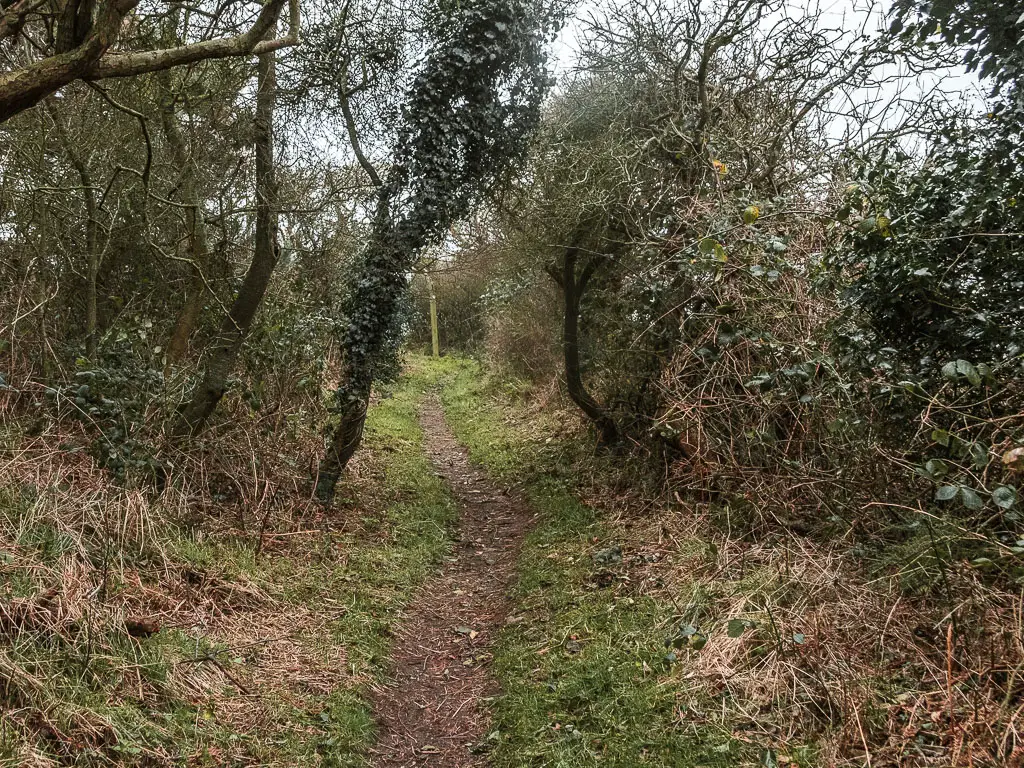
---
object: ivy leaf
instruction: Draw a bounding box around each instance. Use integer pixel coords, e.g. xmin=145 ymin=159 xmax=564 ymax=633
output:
xmin=727 ymin=619 xmax=748 ymax=638
xmin=941 ymin=359 xmax=981 ymax=386
xmin=959 ymin=486 xmax=983 ymax=511
xmin=992 ymin=486 xmax=1017 ymax=510
xmin=969 ymin=442 xmax=989 ymax=470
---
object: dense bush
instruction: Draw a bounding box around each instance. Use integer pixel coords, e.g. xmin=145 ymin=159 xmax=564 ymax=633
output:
xmin=407 ymin=260 xmax=493 ymax=354
xmin=832 ymin=120 xmax=1024 ymax=381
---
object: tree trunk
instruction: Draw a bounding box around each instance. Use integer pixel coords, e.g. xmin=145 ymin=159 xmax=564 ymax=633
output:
xmin=85 ymin=203 xmax=98 ymax=358
xmin=314 ymin=378 xmax=369 ymax=501
xmin=157 ymin=41 xmax=212 ymax=376
xmin=164 ymin=247 xmax=208 ymax=375
xmin=171 ymin=41 xmax=279 ymax=437
xmin=55 ymin=0 xmax=95 ymax=54
xmin=559 ymin=242 xmax=619 ymax=445
xmin=314 ymin=216 xmax=406 ymax=503
xmin=46 ymin=99 xmax=99 ymax=357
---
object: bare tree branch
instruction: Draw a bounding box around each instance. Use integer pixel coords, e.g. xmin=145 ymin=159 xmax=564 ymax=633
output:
xmin=0 ymin=0 xmax=300 ymax=123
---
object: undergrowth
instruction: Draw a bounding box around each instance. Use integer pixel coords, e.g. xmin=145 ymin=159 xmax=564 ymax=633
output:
xmin=430 ymin=353 xmax=1024 ymax=767
xmin=0 ymin=366 xmax=455 ymax=767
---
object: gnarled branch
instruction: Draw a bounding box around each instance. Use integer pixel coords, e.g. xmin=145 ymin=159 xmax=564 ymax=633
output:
xmin=0 ymin=0 xmax=300 ymax=124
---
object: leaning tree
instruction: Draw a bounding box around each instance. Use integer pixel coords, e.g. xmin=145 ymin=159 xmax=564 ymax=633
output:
xmin=314 ymin=0 xmax=556 ymax=502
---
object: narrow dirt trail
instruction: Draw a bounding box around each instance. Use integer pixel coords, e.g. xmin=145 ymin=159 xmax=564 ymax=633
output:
xmin=368 ymin=396 xmax=532 ymax=767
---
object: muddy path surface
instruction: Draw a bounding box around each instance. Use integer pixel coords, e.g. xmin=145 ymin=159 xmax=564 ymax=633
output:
xmin=368 ymin=396 xmax=533 ymax=767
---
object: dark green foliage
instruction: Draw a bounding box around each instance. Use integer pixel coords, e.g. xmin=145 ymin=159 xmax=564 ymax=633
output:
xmin=820 ymin=2 xmax=1024 ymax=541
xmin=42 ymin=342 xmax=165 ymax=480
xmin=831 ymin=118 xmax=1024 ymax=377
xmin=836 ymin=1 xmax=1024 ymax=379
xmin=827 ymin=126 xmax=1024 ymax=539
xmin=335 ymin=0 xmax=555 ymax=397
xmin=241 ymin=293 xmax=339 ymax=412
xmin=894 ymin=0 xmax=1024 ymax=91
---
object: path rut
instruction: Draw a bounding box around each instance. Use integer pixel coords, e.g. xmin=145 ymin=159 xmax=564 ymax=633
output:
xmin=368 ymin=396 xmax=532 ymax=767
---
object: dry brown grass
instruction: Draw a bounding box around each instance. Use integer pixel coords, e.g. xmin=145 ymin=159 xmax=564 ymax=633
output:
xmin=0 ymin=383 xmax=364 ymax=765
xmin=567 ymin=479 xmax=1024 ymax=766
xmin=0 ymin=355 xmax=462 ymax=766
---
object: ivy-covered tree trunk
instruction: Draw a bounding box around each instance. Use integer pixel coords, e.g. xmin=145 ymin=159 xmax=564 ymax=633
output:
xmin=314 ymin=0 xmax=552 ymax=502
xmin=172 ymin=41 xmax=279 ymax=437
xmin=315 ymin=207 xmax=414 ymax=499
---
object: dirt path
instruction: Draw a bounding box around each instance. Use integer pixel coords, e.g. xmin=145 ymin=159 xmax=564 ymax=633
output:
xmin=367 ymin=396 xmax=532 ymax=767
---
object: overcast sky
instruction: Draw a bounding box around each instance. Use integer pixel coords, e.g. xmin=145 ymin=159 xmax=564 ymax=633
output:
xmin=547 ymin=0 xmax=984 ymax=148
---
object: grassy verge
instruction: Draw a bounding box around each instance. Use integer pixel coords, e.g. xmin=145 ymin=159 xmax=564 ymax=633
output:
xmin=426 ymin=352 xmax=1024 ymax=766
xmin=424 ymin=355 xmax=761 ymax=767
xmin=0 ymin=365 xmax=455 ymax=767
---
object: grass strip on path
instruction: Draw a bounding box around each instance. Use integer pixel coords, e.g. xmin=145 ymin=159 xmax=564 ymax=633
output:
xmin=421 ymin=354 xmax=757 ymax=768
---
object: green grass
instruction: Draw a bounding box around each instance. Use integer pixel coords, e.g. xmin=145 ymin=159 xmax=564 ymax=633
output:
xmin=0 ymin=364 xmax=456 ymax=767
xmin=422 ymin=354 xmax=754 ymax=767
xmin=255 ymin=362 xmax=458 ymax=684
xmin=3 ymin=354 xmax=832 ymax=765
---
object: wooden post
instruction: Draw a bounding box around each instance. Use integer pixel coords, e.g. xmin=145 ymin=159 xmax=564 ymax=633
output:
xmin=429 ymin=292 xmax=440 ymax=357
